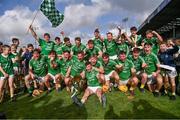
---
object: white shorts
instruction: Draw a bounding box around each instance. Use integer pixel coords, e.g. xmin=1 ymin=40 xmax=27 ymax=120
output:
xmin=166 ymin=70 xmax=177 ymax=78
xmin=147 ymin=74 xmax=156 ymax=85
xmin=48 ymin=73 xmax=56 ymax=83
xmin=88 ymin=86 xmax=101 ymax=93
xmin=136 ymin=71 xmax=141 ymax=76
xmin=105 ymin=71 xmax=114 ymax=81
xmin=34 ymin=75 xmax=45 ymax=83
xmin=120 ymin=79 xmax=129 ymax=85
xmin=13 ymin=67 xmax=19 ymax=74
xmin=109 ymin=55 xmax=117 ymax=60
xmin=0 ymin=75 xmax=14 ymax=81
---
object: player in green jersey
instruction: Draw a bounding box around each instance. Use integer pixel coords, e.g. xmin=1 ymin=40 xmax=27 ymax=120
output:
xmin=10 ymin=44 xmax=21 ymax=74
xmin=143 ymin=43 xmax=163 ymax=97
xmin=29 ymin=25 xmax=54 ymax=56
xmin=25 ymin=49 xmax=50 ymax=96
xmin=58 ymin=50 xmax=74 ymax=92
xmin=142 ymin=30 xmax=163 ymax=54
xmin=129 ymin=26 xmax=143 ymax=48
xmin=116 ymin=51 xmax=138 ymax=97
xmin=102 ymin=53 xmax=120 ymax=91
xmin=10 ymin=44 xmax=22 ymax=93
xmin=79 ymin=62 xmax=106 ymax=107
xmin=0 ymin=45 xmax=15 ymax=101
xmin=89 ymin=55 xmax=105 ymax=84
xmin=62 ymin=37 xmax=72 ymax=53
xmin=84 ymin=40 xmax=102 ymax=60
xmin=68 ymin=51 xmax=85 ymax=78
xmin=44 ymin=50 xmax=62 ymax=92
xmin=71 ymin=37 xmax=86 ymax=56
xmin=129 ymin=48 xmax=148 ymax=93
xmin=67 ymin=51 xmax=87 ymax=102
xmin=93 ymin=28 xmax=104 ymax=50
xmin=90 ymin=55 xmax=104 ymax=74
xmin=116 ymin=33 xmax=130 ymax=57
xmin=54 ymin=37 xmax=63 ymax=59
xmin=104 ymin=32 xmax=118 ymax=60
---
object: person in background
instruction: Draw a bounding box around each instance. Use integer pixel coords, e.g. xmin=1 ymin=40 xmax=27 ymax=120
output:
xmin=54 ymin=37 xmax=63 ymax=59
xmin=116 ymin=33 xmax=130 ymax=57
xmin=12 ymin=38 xmax=21 ymax=53
xmin=93 ymin=28 xmax=104 ymax=51
xmin=158 ymin=41 xmax=179 ymax=100
xmin=71 ymin=37 xmax=86 ymax=56
xmin=104 ymin=32 xmax=118 ymax=60
xmin=21 ymin=46 xmax=27 ymax=57
xmin=62 ymin=37 xmax=72 ymax=53
xmin=22 ymin=44 xmax=34 ymax=76
xmin=84 ymin=40 xmax=102 ymax=60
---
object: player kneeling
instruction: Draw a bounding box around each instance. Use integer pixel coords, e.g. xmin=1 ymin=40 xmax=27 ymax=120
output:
xmin=116 ymin=51 xmax=138 ymax=98
xmin=45 ymin=50 xmax=62 ymax=92
xmin=25 ymin=49 xmax=50 ymax=96
xmin=128 ymin=48 xmax=148 ymax=93
xmin=143 ymin=43 xmax=163 ymax=97
xmin=68 ymin=51 xmax=86 ymax=93
xmin=102 ymin=53 xmax=120 ymax=92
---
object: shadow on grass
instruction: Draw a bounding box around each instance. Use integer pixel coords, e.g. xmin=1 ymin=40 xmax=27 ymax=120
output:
xmin=28 ymin=95 xmax=88 ymax=119
xmin=104 ymin=99 xmax=179 ymax=119
xmin=1 ymin=93 xmax=88 ymax=119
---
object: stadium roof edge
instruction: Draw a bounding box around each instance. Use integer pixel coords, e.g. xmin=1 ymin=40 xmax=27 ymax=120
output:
xmin=138 ymin=0 xmax=172 ymax=31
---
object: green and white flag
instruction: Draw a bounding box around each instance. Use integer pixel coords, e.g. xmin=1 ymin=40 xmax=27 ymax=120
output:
xmin=40 ymin=0 xmax=64 ymax=27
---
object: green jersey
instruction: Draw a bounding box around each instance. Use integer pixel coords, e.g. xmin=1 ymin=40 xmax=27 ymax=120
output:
xmin=116 ymin=59 xmax=134 ymax=80
xmin=102 ymin=59 xmax=117 ymax=75
xmin=142 ymin=53 xmax=160 ymax=75
xmin=130 ymin=34 xmax=142 ymax=46
xmin=143 ymin=37 xmax=159 ymax=54
xmin=71 ymin=44 xmax=86 ymax=55
xmin=117 ymin=42 xmax=129 ymax=56
xmin=104 ymin=39 xmax=118 ymax=56
xmin=84 ymin=46 xmax=101 ymax=60
xmin=10 ymin=52 xmax=20 ymax=67
xmin=128 ymin=55 xmax=145 ymax=72
xmin=29 ymin=56 xmax=47 ymax=77
xmin=59 ymin=56 xmax=74 ymax=76
xmin=46 ymin=57 xmax=61 ymax=75
xmin=85 ymin=69 xmax=100 ymax=87
xmin=93 ymin=38 xmax=103 ymax=50
xmin=62 ymin=44 xmax=72 ymax=52
xmin=0 ymin=54 xmax=13 ymax=77
xmin=70 ymin=56 xmax=85 ymax=77
xmin=54 ymin=43 xmax=63 ymax=55
xmin=39 ymin=38 xmax=54 ymax=56
xmin=92 ymin=60 xmax=103 ymax=68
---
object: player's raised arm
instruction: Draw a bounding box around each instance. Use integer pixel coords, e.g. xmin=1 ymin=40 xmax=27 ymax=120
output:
xmin=29 ymin=25 xmax=39 ymax=41
xmin=152 ymin=31 xmax=163 ymax=42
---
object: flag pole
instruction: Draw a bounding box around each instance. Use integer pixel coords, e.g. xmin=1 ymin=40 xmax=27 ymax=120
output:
xmin=26 ymin=10 xmax=40 ymax=34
